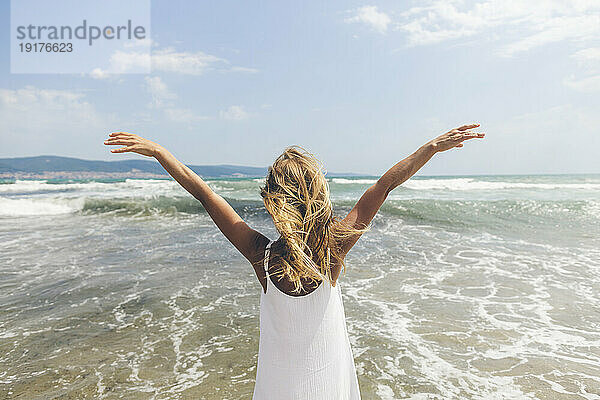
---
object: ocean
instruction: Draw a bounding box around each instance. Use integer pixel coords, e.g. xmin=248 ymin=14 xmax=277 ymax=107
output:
xmin=1 ymin=174 xmax=599 ymax=399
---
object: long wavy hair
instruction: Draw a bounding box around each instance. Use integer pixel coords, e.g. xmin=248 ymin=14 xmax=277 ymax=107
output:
xmin=261 ymin=146 xmax=367 ymax=293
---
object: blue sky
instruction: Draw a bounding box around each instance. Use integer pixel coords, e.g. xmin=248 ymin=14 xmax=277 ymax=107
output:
xmin=1 ymin=0 xmax=599 ymax=175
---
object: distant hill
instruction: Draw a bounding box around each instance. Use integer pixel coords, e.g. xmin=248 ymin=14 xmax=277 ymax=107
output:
xmin=0 ymin=156 xmax=267 ymax=178
xmin=0 ymin=155 xmax=359 ymax=179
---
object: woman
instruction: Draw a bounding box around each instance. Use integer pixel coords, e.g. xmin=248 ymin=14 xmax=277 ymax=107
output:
xmin=104 ymin=124 xmax=485 ymax=399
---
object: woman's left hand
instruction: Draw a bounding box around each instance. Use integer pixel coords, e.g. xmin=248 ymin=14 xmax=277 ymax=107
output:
xmin=104 ymin=132 xmax=162 ymax=157
xmin=429 ymin=124 xmax=485 ymax=152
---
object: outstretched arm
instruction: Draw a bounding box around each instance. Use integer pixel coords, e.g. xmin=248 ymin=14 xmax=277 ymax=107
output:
xmin=339 ymin=123 xmax=485 ymax=255
xmin=104 ymin=132 xmax=266 ymax=262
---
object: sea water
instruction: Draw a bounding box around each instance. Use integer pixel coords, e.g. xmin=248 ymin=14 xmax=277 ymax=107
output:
xmin=0 ymin=175 xmax=599 ymax=399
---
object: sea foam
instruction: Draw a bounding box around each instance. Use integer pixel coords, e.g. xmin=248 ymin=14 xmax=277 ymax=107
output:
xmin=0 ymin=197 xmax=84 ymax=216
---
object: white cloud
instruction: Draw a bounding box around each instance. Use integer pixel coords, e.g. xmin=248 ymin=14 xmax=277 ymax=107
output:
xmin=564 ymin=47 xmax=600 ymax=92
xmin=570 ymin=47 xmax=600 ymax=72
xmin=143 ymin=76 xmax=209 ymax=123
xmin=345 ymin=6 xmax=391 ymax=34
xmin=563 ymin=74 xmax=600 ymax=92
xmin=143 ymin=77 xmax=256 ymax=124
xmin=229 ymin=66 xmax=259 ymax=74
xmin=104 ymin=50 xmax=151 ymax=73
xmin=572 ymin=47 xmax=600 ymax=63
xmin=498 ymin=13 xmax=600 ymax=57
xmin=220 ymin=105 xmax=250 ymax=120
xmin=0 ymin=86 xmax=109 ymax=126
xmin=145 ymin=76 xmax=176 ymax=108
xmin=395 ymin=0 xmax=600 ymax=56
xmin=91 ymin=47 xmax=258 ymax=77
xmin=0 ymin=86 xmax=118 ymax=153
xmin=90 ymin=68 xmax=110 ymax=80
xmin=151 ymin=48 xmax=224 ymax=74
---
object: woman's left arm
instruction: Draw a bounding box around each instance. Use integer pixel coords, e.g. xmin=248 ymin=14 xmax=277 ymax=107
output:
xmin=338 ymin=124 xmax=485 ymax=256
xmin=104 ymin=132 xmax=266 ymax=262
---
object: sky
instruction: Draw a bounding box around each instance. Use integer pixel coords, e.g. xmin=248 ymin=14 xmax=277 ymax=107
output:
xmin=0 ymin=0 xmax=599 ymax=176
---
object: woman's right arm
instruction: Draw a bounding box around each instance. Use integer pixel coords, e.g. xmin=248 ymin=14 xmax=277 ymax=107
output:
xmin=339 ymin=123 xmax=485 ymax=255
xmin=104 ymin=132 xmax=267 ymax=263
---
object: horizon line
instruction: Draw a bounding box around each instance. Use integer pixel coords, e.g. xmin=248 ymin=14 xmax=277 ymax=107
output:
xmin=1 ymin=154 xmax=598 ymax=178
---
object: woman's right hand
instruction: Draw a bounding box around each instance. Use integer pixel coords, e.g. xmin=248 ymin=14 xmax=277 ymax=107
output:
xmin=104 ymin=132 xmax=163 ymax=157
xmin=429 ymin=124 xmax=485 ymax=152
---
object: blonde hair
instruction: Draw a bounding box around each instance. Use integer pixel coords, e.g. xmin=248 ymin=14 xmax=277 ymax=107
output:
xmin=261 ymin=146 xmax=367 ymax=293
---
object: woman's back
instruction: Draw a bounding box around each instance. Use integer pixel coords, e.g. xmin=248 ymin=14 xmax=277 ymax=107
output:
xmin=105 ymin=125 xmax=484 ymax=398
xmin=253 ymin=240 xmax=361 ymax=400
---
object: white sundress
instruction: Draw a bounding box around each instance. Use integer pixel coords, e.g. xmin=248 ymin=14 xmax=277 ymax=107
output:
xmin=252 ymin=240 xmax=362 ymax=400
